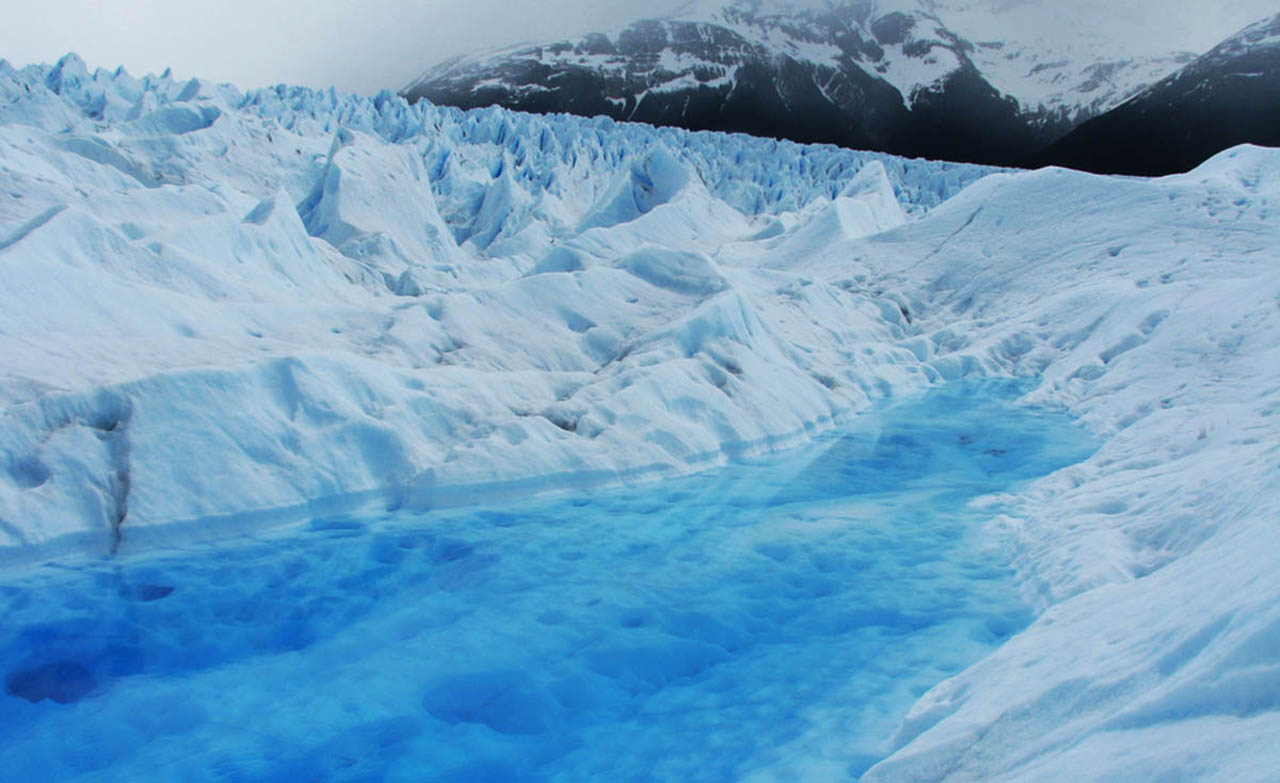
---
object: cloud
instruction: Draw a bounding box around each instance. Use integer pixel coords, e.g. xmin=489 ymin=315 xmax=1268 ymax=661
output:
xmin=1 ymin=0 xmax=1273 ymax=95
xmin=0 ymin=0 xmax=687 ymax=92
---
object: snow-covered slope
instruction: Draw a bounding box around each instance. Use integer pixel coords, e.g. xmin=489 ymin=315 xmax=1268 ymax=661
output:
xmin=659 ymin=0 xmax=1207 ymax=119
xmin=932 ymin=0 xmax=1269 ymax=117
xmin=784 ymin=147 xmax=1280 ymax=782
xmin=0 ymin=53 xmax=991 ymax=560
xmin=1031 ymin=12 xmax=1280 ymax=175
xmin=403 ymin=0 xmax=1203 ymax=165
xmin=4 ymin=55 xmax=1280 ymax=780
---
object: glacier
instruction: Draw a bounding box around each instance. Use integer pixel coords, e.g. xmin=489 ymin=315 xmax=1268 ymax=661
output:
xmin=1 ymin=53 xmax=1279 ymax=781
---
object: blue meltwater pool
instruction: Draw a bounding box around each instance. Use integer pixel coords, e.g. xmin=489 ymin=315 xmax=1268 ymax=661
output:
xmin=0 ymin=381 xmax=1095 ymax=781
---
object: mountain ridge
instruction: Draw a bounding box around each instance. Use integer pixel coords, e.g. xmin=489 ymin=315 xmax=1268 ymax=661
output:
xmin=1028 ymin=12 xmax=1280 ymax=175
xmin=402 ymin=0 xmax=1198 ymax=167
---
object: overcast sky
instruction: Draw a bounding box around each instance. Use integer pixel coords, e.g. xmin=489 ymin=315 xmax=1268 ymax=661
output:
xmin=1 ymin=1 xmax=690 ymax=92
xmin=2 ymin=1 xmax=1274 ymax=94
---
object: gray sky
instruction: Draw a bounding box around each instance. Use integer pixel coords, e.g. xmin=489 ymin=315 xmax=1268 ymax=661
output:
xmin=2 ymin=1 xmax=1274 ymax=94
xmin=1 ymin=1 xmax=688 ymax=92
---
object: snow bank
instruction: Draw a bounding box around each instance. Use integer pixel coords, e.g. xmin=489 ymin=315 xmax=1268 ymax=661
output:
xmin=0 ymin=55 xmax=988 ymax=559
xmin=843 ymin=149 xmax=1279 ymax=783
xmin=2 ymin=54 xmax=1279 ymax=780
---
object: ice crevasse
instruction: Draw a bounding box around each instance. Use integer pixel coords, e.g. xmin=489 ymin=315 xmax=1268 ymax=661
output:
xmin=1 ymin=53 xmax=1279 ymax=781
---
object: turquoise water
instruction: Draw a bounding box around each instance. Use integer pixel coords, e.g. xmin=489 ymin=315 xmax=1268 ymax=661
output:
xmin=0 ymin=381 xmax=1095 ymax=781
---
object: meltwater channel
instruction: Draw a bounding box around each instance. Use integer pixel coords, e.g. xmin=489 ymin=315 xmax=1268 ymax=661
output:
xmin=0 ymin=381 xmax=1096 ymax=781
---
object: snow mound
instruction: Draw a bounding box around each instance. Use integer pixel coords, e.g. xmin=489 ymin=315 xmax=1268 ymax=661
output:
xmin=297 ymin=129 xmax=460 ymax=294
xmin=839 ymin=159 xmax=909 ymax=230
xmin=615 ymin=248 xmax=728 ymax=297
xmin=578 ymin=145 xmax=694 ymax=231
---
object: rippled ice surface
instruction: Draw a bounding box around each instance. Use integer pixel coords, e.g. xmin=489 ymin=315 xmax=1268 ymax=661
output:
xmin=0 ymin=381 xmax=1095 ymax=781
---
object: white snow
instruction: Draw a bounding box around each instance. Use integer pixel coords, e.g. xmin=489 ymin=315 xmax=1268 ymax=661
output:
xmin=412 ymin=1 xmax=1279 ymax=123
xmin=871 ymin=42 xmax=963 ymax=101
xmin=3 ymin=54 xmax=1280 ymax=780
xmin=0 ymin=54 xmax=990 ymax=558
xmin=769 ymin=147 xmax=1280 ymax=781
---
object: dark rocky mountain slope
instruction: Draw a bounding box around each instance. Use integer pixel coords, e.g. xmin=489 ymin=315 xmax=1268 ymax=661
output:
xmin=403 ymin=1 xmax=1191 ymax=167
xmin=1028 ymin=14 xmax=1280 ymax=175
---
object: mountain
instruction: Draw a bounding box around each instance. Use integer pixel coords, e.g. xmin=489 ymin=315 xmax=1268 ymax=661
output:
xmin=401 ymin=0 xmax=1193 ymax=166
xmin=1029 ymin=13 xmax=1280 ymax=175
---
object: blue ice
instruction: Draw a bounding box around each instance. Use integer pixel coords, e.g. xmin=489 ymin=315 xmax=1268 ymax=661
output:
xmin=0 ymin=381 xmax=1095 ymax=781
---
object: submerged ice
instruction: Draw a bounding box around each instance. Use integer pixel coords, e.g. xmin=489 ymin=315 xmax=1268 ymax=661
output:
xmin=0 ymin=385 xmax=1094 ymax=781
xmin=1 ymin=53 xmax=1279 ymax=781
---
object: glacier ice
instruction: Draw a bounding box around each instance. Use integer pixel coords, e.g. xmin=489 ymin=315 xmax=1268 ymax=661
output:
xmin=1 ymin=53 xmax=1279 ymax=781
xmin=0 ymin=383 xmax=1096 ymax=781
xmin=0 ymin=53 xmax=993 ymax=555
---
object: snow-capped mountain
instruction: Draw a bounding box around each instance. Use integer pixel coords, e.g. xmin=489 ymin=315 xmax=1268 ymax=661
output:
xmin=402 ymin=0 xmax=1195 ymax=165
xmin=1031 ymin=13 xmax=1280 ymax=175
